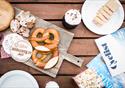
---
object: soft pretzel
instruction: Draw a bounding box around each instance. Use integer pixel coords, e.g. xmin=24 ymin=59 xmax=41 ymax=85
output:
xmin=29 ymin=28 xmax=60 ymax=69
xmin=30 ymin=28 xmax=60 ymax=50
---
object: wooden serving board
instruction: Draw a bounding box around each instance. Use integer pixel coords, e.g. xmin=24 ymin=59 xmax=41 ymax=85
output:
xmin=7 ymin=8 xmax=84 ymax=78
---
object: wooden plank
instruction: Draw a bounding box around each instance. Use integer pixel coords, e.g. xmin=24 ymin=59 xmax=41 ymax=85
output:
xmin=0 ymin=56 xmax=93 ymax=75
xmin=0 ymin=59 xmax=30 ymax=74
xmin=12 ymin=4 xmax=81 ymax=20
xmin=9 ymin=0 xmax=83 ymax=3
xmin=29 ymin=56 xmax=92 ymax=75
xmin=68 ymin=39 xmax=99 ymax=56
xmin=12 ymin=4 xmax=125 ymax=20
xmin=50 ymin=21 xmax=125 ymax=38
xmin=0 ymin=39 xmax=99 ymax=74
xmin=50 ymin=21 xmax=100 ymax=38
xmin=1 ymin=39 xmax=98 ymax=56
xmin=9 ymin=0 xmax=125 ymax=3
xmin=34 ymin=76 xmax=78 ymax=88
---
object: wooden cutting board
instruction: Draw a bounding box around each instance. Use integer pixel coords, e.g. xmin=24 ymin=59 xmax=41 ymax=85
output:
xmin=7 ymin=8 xmax=84 ymax=78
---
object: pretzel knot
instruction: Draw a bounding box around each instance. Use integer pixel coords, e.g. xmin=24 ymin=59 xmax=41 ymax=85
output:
xmin=29 ymin=28 xmax=60 ymax=69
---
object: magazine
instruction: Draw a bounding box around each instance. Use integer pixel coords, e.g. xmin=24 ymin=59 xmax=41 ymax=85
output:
xmin=95 ymin=28 xmax=125 ymax=77
xmin=87 ymin=54 xmax=125 ymax=88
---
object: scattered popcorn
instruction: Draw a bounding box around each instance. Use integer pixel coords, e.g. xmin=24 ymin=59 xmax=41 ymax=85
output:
xmin=73 ymin=69 xmax=102 ymax=88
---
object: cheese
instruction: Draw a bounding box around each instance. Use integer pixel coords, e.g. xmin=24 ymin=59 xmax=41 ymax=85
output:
xmin=93 ymin=0 xmax=120 ymax=26
xmin=93 ymin=16 xmax=104 ymax=26
xmin=106 ymin=0 xmax=120 ymax=12
xmin=97 ymin=13 xmax=107 ymax=22
xmin=99 ymin=9 xmax=110 ymax=20
xmin=103 ymin=6 xmax=112 ymax=16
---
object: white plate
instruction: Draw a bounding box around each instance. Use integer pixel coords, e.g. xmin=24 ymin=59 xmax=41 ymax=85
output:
xmin=81 ymin=0 xmax=124 ymax=35
xmin=0 ymin=70 xmax=39 ymax=88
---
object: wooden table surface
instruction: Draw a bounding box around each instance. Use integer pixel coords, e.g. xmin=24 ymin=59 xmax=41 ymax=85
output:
xmin=0 ymin=0 xmax=125 ymax=88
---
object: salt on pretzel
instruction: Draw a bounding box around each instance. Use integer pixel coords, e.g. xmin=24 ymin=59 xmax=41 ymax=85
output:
xmin=30 ymin=28 xmax=60 ymax=50
xmin=30 ymin=28 xmax=60 ymax=69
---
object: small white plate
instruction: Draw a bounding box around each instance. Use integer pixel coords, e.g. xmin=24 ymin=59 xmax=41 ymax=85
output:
xmin=0 ymin=70 xmax=39 ymax=88
xmin=81 ymin=0 xmax=124 ymax=35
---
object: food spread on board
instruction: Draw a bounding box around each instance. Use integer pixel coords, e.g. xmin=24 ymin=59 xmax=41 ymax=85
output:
xmin=2 ymin=11 xmax=60 ymax=70
xmin=0 ymin=0 xmax=61 ymax=70
xmin=1 ymin=6 xmax=83 ymax=78
xmin=0 ymin=0 xmax=125 ymax=88
xmin=29 ymin=28 xmax=60 ymax=69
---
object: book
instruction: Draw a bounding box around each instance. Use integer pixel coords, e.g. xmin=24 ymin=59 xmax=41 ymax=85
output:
xmin=95 ymin=28 xmax=125 ymax=77
xmin=87 ymin=54 xmax=125 ymax=88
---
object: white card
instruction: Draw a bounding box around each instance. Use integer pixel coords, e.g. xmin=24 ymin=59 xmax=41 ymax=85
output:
xmin=95 ymin=28 xmax=125 ymax=77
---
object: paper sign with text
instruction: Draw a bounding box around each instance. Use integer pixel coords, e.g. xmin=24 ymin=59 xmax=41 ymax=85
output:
xmin=95 ymin=28 xmax=125 ymax=77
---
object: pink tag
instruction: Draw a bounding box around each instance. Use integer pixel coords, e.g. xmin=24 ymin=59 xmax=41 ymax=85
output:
xmin=1 ymin=47 xmax=11 ymax=59
xmin=0 ymin=33 xmax=3 ymax=45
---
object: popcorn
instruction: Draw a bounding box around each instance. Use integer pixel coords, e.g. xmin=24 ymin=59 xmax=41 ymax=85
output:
xmin=73 ymin=69 xmax=103 ymax=88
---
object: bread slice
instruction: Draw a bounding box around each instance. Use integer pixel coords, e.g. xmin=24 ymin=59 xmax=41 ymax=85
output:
xmin=99 ymin=9 xmax=110 ymax=20
xmin=106 ymin=0 xmax=120 ymax=12
xmin=103 ymin=6 xmax=113 ymax=16
xmin=0 ymin=0 xmax=14 ymax=31
xmin=93 ymin=16 xmax=104 ymax=26
xmin=93 ymin=0 xmax=120 ymax=26
xmin=97 ymin=12 xmax=108 ymax=22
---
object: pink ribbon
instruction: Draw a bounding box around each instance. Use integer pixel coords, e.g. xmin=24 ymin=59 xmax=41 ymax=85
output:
xmin=0 ymin=33 xmax=11 ymax=59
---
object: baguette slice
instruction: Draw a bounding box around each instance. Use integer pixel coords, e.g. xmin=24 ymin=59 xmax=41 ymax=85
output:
xmin=97 ymin=13 xmax=108 ymax=22
xmin=103 ymin=6 xmax=113 ymax=16
xmin=99 ymin=9 xmax=110 ymax=20
xmin=93 ymin=0 xmax=120 ymax=26
xmin=106 ymin=0 xmax=120 ymax=12
xmin=93 ymin=16 xmax=104 ymax=26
